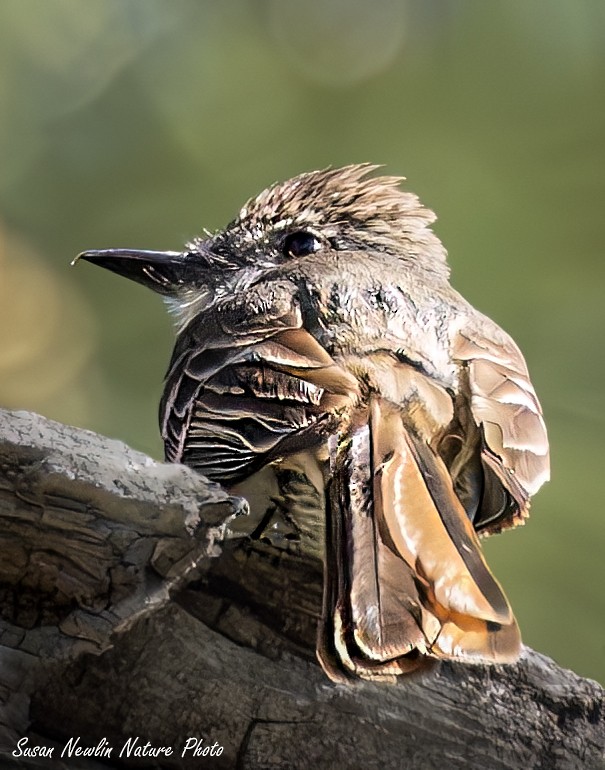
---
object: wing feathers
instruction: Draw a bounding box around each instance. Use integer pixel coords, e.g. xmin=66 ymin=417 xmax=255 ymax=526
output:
xmin=320 ymin=394 xmax=521 ymax=680
xmin=454 ymin=323 xmax=549 ymax=527
xmin=161 ymin=300 xmax=358 ymax=482
xmin=371 ymin=398 xmax=512 ymax=625
xmin=347 ymin=424 xmax=426 ymax=661
xmin=318 ymin=421 xmax=428 ymax=682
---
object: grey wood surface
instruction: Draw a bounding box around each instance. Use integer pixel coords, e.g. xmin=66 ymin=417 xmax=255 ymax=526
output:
xmin=0 ymin=409 xmax=603 ymax=769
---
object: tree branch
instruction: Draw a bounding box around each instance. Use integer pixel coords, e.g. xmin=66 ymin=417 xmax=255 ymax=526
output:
xmin=0 ymin=409 xmax=603 ymax=769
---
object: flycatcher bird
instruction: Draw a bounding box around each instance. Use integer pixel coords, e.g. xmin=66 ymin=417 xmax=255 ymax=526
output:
xmin=77 ymin=165 xmax=549 ymax=682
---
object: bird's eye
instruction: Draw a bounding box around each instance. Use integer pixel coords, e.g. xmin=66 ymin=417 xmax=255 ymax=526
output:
xmin=282 ymin=231 xmax=321 ymax=259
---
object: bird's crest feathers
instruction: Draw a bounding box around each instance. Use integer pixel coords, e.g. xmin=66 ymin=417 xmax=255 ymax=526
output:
xmin=236 ymin=164 xmax=447 ymax=271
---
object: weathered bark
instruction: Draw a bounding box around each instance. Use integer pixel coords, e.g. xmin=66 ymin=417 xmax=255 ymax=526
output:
xmin=0 ymin=409 xmax=603 ymax=769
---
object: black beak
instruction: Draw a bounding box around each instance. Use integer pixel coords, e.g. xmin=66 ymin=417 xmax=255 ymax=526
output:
xmin=73 ymin=248 xmax=189 ymax=296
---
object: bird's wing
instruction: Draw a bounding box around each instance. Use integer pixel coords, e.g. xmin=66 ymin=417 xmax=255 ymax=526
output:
xmin=318 ymin=362 xmax=522 ymax=682
xmin=453 ymin=317 xmax=550 ymax=533
xmin=160 ymin=280 xmax=358 ymax=484
xmin=319 ymin=318 xmax=549 ymax=681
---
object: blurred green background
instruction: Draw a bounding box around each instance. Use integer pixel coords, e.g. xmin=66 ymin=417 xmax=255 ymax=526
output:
xmin=1 ymin=0 xmax=604 ymax=684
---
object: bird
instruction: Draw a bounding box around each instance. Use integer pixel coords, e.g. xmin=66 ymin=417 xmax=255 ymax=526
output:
xmin=76 ymin=164 xmax=549 ymax=682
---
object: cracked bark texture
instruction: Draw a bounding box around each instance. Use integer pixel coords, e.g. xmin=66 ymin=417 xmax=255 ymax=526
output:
xmin=0 ymin=408 xmax=603 ymax=770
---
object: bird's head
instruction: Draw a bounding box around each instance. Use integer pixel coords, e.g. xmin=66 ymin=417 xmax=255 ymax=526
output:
xmin=76 ymin=164 xmax=448 ymax=327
